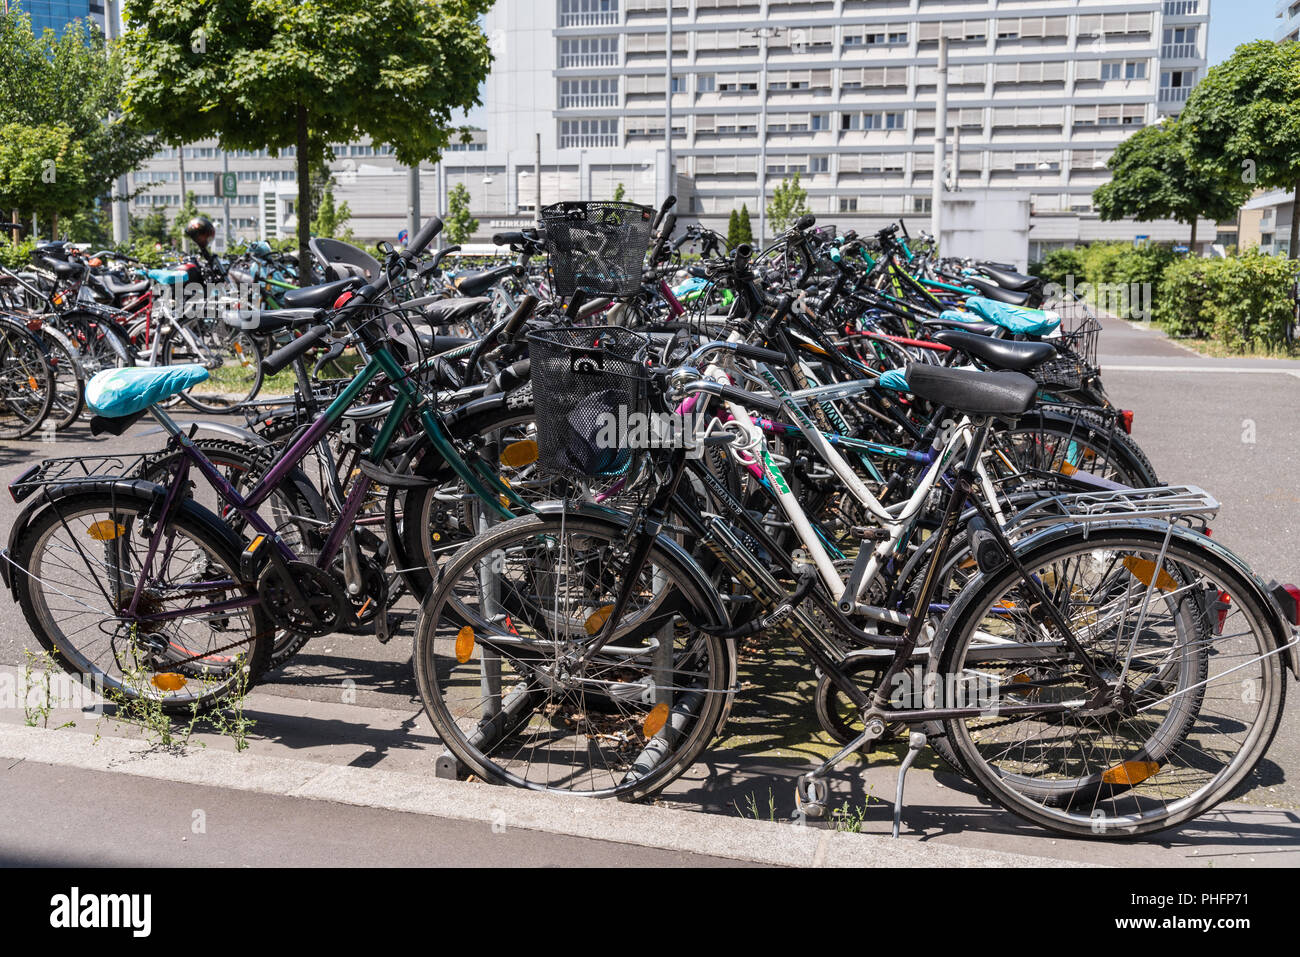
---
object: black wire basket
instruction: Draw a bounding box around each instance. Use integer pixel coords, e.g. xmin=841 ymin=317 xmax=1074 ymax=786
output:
xmin=540 ymin=201 xmax=656 ymax=298
xmin=527 ymin=326 xmax=650 ymax=478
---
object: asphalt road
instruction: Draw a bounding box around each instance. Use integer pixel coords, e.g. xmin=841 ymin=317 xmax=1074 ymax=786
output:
xmin=0 ymin=318 xmax=1298 ymax=865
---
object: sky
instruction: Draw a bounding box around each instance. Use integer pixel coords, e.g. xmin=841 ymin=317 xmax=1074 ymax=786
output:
xmin=450 ymin=0 xmax=1279 ymax=127
xmin=1208 ymin=0 xmax=1282 ymax=64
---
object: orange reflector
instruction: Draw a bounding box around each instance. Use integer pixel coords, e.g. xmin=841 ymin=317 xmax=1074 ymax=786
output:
xmin=1101 ymin=760 xmax=1160 ymax=786
xmin=1123 ymin=557 xmax=1177 ymax=592
xmin=27 ymin=376 xmax=37 ymax=391
xmin=584 ymin=605 xmax=613 ymax=637
xmin=1058 ymin=461 xmax=1078 ymax=476
xmin=87 ymin=520 xmax=124 ymax=541
xmin=643 ymin=701 xmax=669 ymax=738
xmin=151 ymin=673 xmax=187 ymax=692
xmin=1010 ymin=672 xmax=1030 ymax=684
xmin=500 ymin=439 xmax=539 ymax=468
xmin=455 ymin=626 xmax=475 ymax=663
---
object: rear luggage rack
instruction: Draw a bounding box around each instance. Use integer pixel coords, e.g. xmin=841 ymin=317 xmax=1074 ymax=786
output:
xmin=1007 ymin=484 xmax=1220 ymax=532
xmin=9 ymin=453 xmax=153 ymax=502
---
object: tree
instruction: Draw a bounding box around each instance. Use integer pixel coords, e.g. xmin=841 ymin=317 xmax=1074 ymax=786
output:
xmin=1093 ymin=118 xmax=1247 ymax=253
xmin=766 ymin=172 xmax=810 ymax=234
xmin=167 ymin=191 xmax=201 ymax=248
xmin=736 ymin=204 xmax=754 ymax=246
xmin=121 ymin=0 xmax=493 ymax=279
xmin=0 ymin=123 xmax=90 ymax=233
xmin=131 ymin=207 xmax=169 ymax=245
xmin=0 ymin=11 xmax=155 ymax=234
xmin=726 ymin=209 xmax=740 ymax=248
xmin=444 ymin=182 xmax=478 ymax=244
xmin=311 ymin=177 xmax=353 ymax=240
xmin=1180 ymin=40 xmax=1300 ymax=258
xmin=612 ymin=182 xmax=627 ymax=202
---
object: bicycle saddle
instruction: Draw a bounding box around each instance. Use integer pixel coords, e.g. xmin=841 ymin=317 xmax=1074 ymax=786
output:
xmin=930 ymin=328 xmax=1056 ymax=373
xmin=888 ymin=362 xmax=1038 ymax=417
xmin=85 ymin=364 xmax=210 ymax=418
xmin=962 ymin=297 xmax=1061 ymax=336
xmin=961 ymin=274 xmax=1036 ymax=307
xmin=976 ymin=263 xmax=1042 ymax=293
xmin=280 ymin=276 xmax=363 ymax=309
xmin=421 ymin=296 xmax=492 ymax=326
xmin=453 ymin=264 xmax=523 ymax=298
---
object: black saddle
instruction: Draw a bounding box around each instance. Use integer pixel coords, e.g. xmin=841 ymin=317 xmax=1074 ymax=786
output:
xmin=454 ymin=264 xmax=522 ymax=298
xmin=421 ymin=297 xmax=492 ymax=326
xmin=919 ymin=316 xmax=1002 ymax=337
xmin=930 ymin=328 xmax=1056 ymax=373
xmin=904 ymin=362 xmax=1038 ymax=417
xmin=962 ymin=275 xmax=1037 ymax=308
xmin=977 ymin=263 xmax=1042 ymax=293
xmin=280 ymin=276 xmax=363 ymax=310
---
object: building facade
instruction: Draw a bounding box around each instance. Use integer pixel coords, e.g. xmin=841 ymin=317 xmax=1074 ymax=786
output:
xmin=124 ymin=0 xmax=1215 ymax=259
xmin=12 ymin=0 xmax=105 ymax=36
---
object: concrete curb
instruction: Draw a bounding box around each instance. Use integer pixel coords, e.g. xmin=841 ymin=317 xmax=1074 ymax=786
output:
xmin=0 ymin=725 xmax=1087 ymax=868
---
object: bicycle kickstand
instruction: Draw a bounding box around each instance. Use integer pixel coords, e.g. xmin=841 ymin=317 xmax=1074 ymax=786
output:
xmin=892 ymin=731 xmax=927 ymax=838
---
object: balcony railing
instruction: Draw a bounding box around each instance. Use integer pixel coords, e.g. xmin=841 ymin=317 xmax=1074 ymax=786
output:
xmin=1161 ymin=42 xmax=1198 ymax=58
xmin=1163 ymin=0 xmax=1200 ymax=14
xmin=559 ymin=93 xmax=621 ymax=109
xmin=1158 ymin=86 xmax=1191 ymax=102
xmin=559 ymin=12 xmax=620 ymax=26
xmin=558 ymin=52 xmax=620 ymax=68
xmin=559 ymin=133 xmax=619 ymax=148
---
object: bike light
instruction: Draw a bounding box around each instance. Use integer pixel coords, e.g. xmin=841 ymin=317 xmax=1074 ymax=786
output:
xmin=25 ymin=318 xmax=42 ymax=332
xmin=455 ymin=625 xmax=475 ymax=663
xmin=1119 ymin=410 xmax=1134 ymax=434
xmin=1271 ymin=583 xmax=1300 ymax=626
xmin=151 ymin=673 xmax=187 ymax=692
xmin=643 ymin=701 xmax=669 ymax=738
xmin=333 ymin=291 xmax=355 ymax=309
xmin=1101 ymin=760 xmax=1159 ymax=786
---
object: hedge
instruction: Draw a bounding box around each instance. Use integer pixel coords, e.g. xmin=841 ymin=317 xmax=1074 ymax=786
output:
xmin=1155 ymin=251 xmax=1300 ymax=351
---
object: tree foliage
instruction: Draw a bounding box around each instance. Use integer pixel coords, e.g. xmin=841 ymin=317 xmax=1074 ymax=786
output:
xmin=1092 ymin=119 xmax=1246 ymax=250
xmin=1180 ymin=40 xmax=1300 ymax=257
xmin=766 ymin=173 xmax=810 ymax=234
xmin=120 ymin=0 xmax=493 ymax=274
xmin=0 ymin=10 xmax=155 ymax=227
xmin=444 ymin=182 xmax=478 ymax=244
xmin=0 ymin=123 xmax=89 ymax=222
xmin=734 ymin=204 xmax=754 ymax=246
xmin=311 ymin=178 xmax=353 ymax=240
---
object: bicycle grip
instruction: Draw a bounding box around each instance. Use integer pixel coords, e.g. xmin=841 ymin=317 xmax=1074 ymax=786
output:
xmin=406 ymin=216 xmax=444 ymax=256
xmin=709 ymin=383 xmax=783 ymax=414
xmin=732 ymin=343 xmax=787 ymax=366
xmin=261 ymin=324 xmax=331 ymax=376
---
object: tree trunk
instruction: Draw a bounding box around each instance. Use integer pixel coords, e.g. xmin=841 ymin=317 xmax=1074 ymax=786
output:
xmin=50 ymin=213 xmax=58 ymax=240
xmin=296 ymin=102 xmax=314 ymax=284
xmin=1290 ymin=181 xmax=1300 ymax=260
xmin=1189 ymin=217 xmax=1197 ymax=256
xmin=10 ymin=210 xmax=19 ymax=244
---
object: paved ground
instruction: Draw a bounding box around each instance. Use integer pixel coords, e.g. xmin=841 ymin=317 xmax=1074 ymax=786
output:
xmin=1 ymin=318 xmax=1298 ymax=866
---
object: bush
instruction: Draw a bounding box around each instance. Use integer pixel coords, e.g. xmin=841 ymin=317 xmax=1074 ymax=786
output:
xmin=1032 ymin=247 xmax=1086 ymax=286
xmin=1155 ymin=251 xmax=1299 ymax=351
xmin=0 ymin=238 xmax=36 ymax=270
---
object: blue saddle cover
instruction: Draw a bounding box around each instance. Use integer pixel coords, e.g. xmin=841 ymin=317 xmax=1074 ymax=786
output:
xmin=963 ymin=297 xmax=1061 ymax=336
xmin=877 ymin=368 xmax=911 ymax=393
xmin=85 ymin=364 xmax=210 ymax=418
xmin=146 ymin=268 xmax=190 ymax=286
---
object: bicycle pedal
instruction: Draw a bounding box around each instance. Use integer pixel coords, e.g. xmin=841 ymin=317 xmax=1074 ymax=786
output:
xmin=795 ymin=774 xmax=829 ymax=820
xmin=240 ymin=533 xmax=270 ymax=580
xmin=375 ymin=611 xmax=398 ymax=645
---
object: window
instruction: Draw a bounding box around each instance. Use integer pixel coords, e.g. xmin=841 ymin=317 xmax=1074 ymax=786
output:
xmin=559 ymin=77 xmax=620 ymax=108
xmin=883 ymin=112 xmax=905 ymax=129
xmin=1100 ymin=60 xmax=1146 ymax=80
xmin=697 ymin=75 xmax=716 ymax=93
xmin=560 ymin=0 xmax=618 ymax=27
xmin=670 ymin=76 xmax=686 ymax=93
xmin=840 ymin=198 xmax=858 ymax=212
xmin=809 ymin=155 xmax=829 ymax=173
xmin=811 ymin=113 xmax=830 ymax=131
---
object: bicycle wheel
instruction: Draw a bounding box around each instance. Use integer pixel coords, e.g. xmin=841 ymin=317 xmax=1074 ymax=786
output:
xmin=61 ymin=311 xmax=133 ymax=377
xmin=0 ymin=318 xmax=56 ymax=439
xmin=36 ymin=326 xmax=86 ymax=430
xmin=12 ymin=489 xmax=274 ymax=711
xmin=413 ymin=512 xmax=734 ymax=799
xmin=165 ymin=322 xmax=264 ymax=413
xmin=934 ymin=526 xmax=1286 ymax=837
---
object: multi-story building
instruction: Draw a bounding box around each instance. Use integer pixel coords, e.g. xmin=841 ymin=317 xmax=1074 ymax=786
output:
xmin=1278 ymin=0 xmax=1300 ymax=41
xmin=484 ymin=0 xmax=1213 ymax=257
xmin=124 ymin=0 xmax=1216 ymax=259
xmin=11 ymin=0 xmax=105 ymax=36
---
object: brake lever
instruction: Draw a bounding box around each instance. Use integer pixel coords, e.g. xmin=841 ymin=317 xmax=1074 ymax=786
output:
xmin=311 ymin=338 xmax=346 ymax=378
